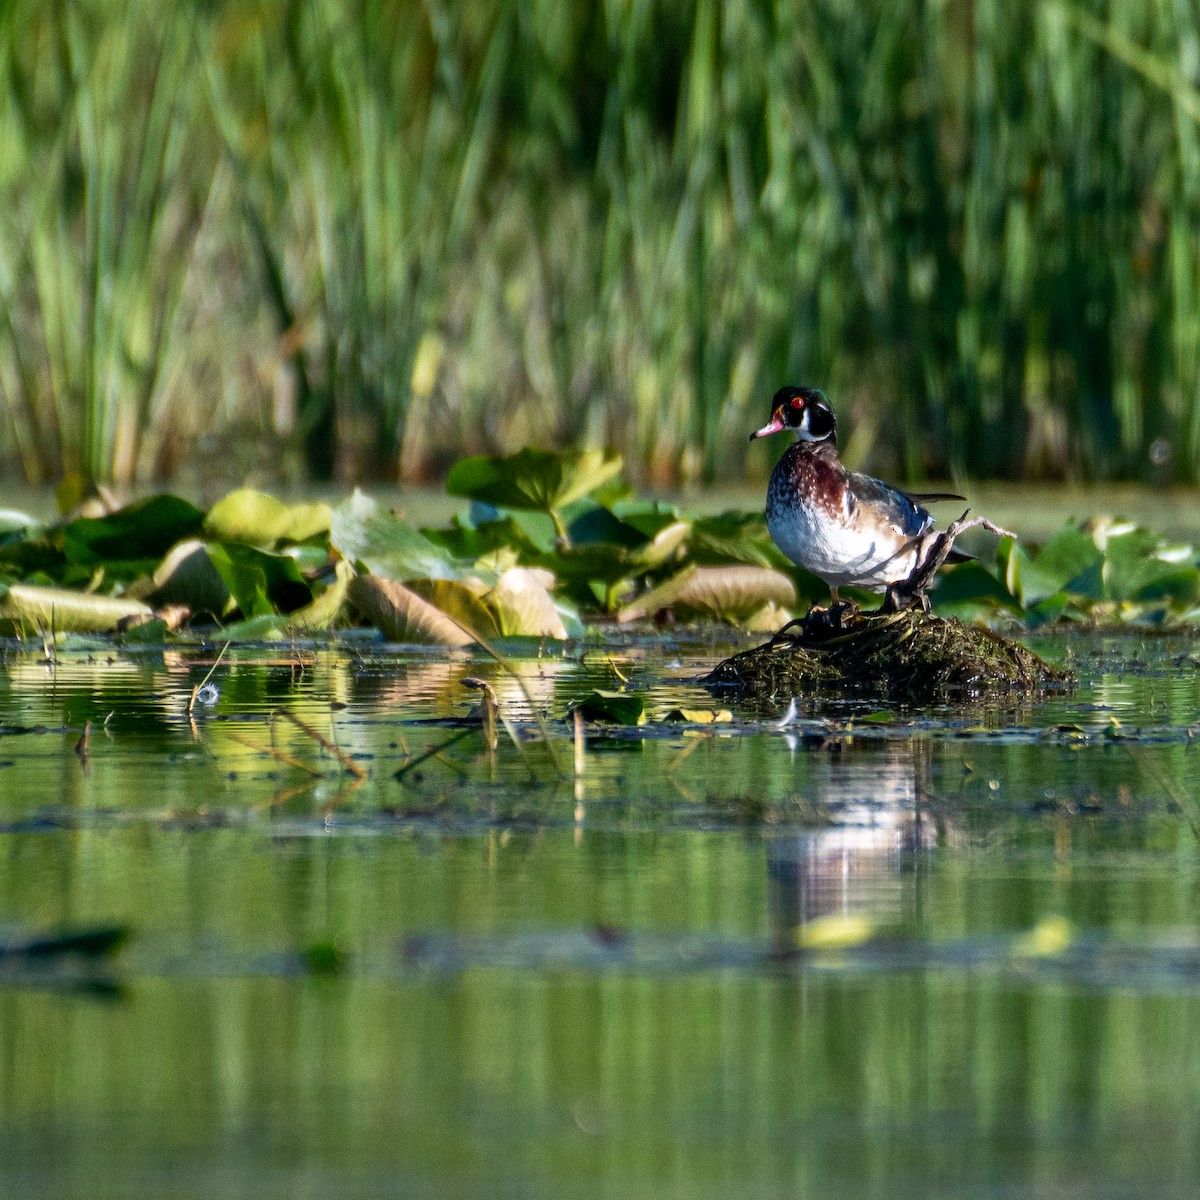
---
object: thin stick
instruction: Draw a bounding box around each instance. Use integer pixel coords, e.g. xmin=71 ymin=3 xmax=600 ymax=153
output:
xmin=442 ymin=617 xmax=568 ymax=781
xmin=394 ymin=727 xmax=476 ymax=782
xmin=253 ymin=779 xmax=320 ymax=812
xmin=1126 ymin=745 xmax=1200 ymax=842
xmin=225 ymin=731 xmax=324 ymax=777
xmin=188 ymin=641 xmax=231 ymax=715
xmin=74 ymin=720 xmax=91 ymax=765
xmin=272 ymin=707 xmax=367 ymax=779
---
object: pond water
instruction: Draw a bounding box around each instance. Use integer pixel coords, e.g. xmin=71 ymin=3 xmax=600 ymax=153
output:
xmin=2 ymin=629 xmax=1200 ymax=1197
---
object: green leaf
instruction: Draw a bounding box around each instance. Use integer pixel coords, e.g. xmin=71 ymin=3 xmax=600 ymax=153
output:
xmin=286 ymin=559 xmax=354 ymax=630
xmin=1023 ymin=524 xmax=1103 ymax=603
xmin=330 ymin=489 xmax=458 ymax=581
xmin=281 ymin=502 xmax=334 ymax=544
xmin=62 ymin=495 xmax=205 ymax=566
xmin=687 ymin=510 xmax=791 ymax=569
xmin=210 ymin=614 xmax=292 ymax=642
xmin=930 ymin=561 xmax=1024 ymax=613
xmin=570 ymin=689 xmax=645 ymax=725
xmin=422 ymin=513 xmax=546 ymax=562
xmin=662 ymin=708 xmax=732 ymax=724
xmin=204 ymin=543 xmax=312 ymax=619
xmin=446 ymin=447 xmax=624 ymax=514
xmin=149 ymin=538 xmax=234 ymax=616
xmin=203 ymin=488 xmax=294 ymax=546
xmin=0 ymin=584 xmax=154 ymax=634
xmin=543 ymin=520 xmax=690 ymax=594
xmin=1099 ymin=524 xmax=1199 ymax=602
xmin=203 ymin=490 xmax=333 ymax=548
xmin=618 ymin=565 xmax=796 ymax=625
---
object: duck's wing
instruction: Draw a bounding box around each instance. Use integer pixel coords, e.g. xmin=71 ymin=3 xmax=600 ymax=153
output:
xmin=847 ymin=472 xmax=933 ymax=538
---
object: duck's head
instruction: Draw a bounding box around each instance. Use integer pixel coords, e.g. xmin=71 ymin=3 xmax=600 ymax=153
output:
xmin=750 ymin=386 xmax=837 ymax=444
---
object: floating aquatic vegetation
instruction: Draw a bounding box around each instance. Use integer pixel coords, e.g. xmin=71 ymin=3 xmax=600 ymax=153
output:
xmin=703 ymin=609 xmax=1069 ymax=704
xmin=1 ymin=452 xmax=1199 ymax=642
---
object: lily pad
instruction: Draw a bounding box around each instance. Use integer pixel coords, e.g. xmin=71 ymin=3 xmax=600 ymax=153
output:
xmin=204 ymin=543 xmax=313 ymax=619
xmin=203 ymin=489 xmax=332 ymax=547
xmin=0 ymin=582 xmax=155 ymax=634
xmin=446 ymin=447 xmax=624 ymax=515
xmin=286 ymin=559 xmax=354 ymax=631
xmin=618 ymin=564 xmax=796 ymax=625
xmin=330 ymin=489 xmax=457 ymax=581
xmin=148 ymin=538 xmax=234 ymax=616
xmin=1020 ymin=523 xmax=1104 ymax=604
xmin=348 ymin=575 xmax=485 ymax=645
xmin=570 ymin=689 xmax=645 ymax=725
xmin=487 ymin=567 xmax=569 ymax=638
xmin=1100 ymin=525 xmax=1200 ymax=603
xmin=62 ymin=495 xmax=205 ymax=566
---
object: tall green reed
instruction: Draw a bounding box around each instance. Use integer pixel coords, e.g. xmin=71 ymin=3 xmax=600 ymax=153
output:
xmin=0 ymin=1 xmax=215 ymax=489
xmin=2 ymin=0 xmax=1200 ymax=487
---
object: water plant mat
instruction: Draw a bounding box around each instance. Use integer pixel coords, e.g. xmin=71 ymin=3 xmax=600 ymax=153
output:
xmin=703 ymin=610 xmax=1069 ymax=704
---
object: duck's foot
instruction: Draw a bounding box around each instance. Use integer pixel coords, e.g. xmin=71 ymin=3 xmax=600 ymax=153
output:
xmin=766 ymin=600 xmax=859 ymax=647
xmin=803 ymin=598 xmax=860 ymax=632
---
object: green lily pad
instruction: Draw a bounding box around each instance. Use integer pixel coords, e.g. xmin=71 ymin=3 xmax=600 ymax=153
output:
xmin=149 ymin=538 xmax=234 ymax=616
xmin=446 ymin=447 xmax=625 ymax=514
xmin=1100 ymin=524 xmax=1199 ymax=602
xmin=687 ymin=510 xmax=791 ymax=569
xmin=1022 ymin=523 xmax=1104 ymax=603
xmin=204 ymin=542 xmax=313 ymax=619
xmin=202 ymin=489 xmax=333 ymax=548
xmin=930 ymin=560 xmax=1024 ymax=614
xmin=0 ymin=582 xmax=155 ymax=634
xmin=203 ymin=489 xmax=294 ymax=546
xmin=422 ymin=513 xmax=548 ymax=562
xmin=570 ymin=689 xmax=645 ymax=725
xmin=330 ymin=489 xmax=458 ymax=581
xmin=62 ymin=495 xmax=205 ymax=566
xmin=209 ymin=613 xmax=292 ymax=642
xmin=286 ymin=560 xmax=354 ymax=631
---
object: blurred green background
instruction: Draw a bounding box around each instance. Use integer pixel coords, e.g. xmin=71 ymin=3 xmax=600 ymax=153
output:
xmin=1 ymin=0 xmax=1198 ymax=491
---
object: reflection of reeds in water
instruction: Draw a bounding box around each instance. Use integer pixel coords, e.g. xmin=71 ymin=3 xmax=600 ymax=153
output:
xmin=2 ymin=3 xmax=1200 ymax=487
xmin=767 ymin=745 xmax=940 ymax=949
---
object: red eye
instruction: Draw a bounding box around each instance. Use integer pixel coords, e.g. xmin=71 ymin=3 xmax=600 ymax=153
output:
xmin=791 ymin=398 xmax=804 ymax=409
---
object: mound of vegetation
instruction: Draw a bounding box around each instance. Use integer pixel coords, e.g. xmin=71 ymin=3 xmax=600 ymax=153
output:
xmin=703 ymin=608 xmax=1069 ymax=704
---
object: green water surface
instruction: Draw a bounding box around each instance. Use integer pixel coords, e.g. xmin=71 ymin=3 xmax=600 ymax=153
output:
xmin=1 ymin=632 xmax=1200 ymax=1197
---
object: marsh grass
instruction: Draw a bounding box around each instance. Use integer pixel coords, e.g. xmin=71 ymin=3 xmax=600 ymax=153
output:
xmin=2 ymin=1 xmax=1200 ymax=488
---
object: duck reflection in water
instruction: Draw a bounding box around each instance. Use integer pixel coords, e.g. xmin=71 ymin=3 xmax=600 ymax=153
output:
xmin=766 ymin=741 xmax=944 ymax=956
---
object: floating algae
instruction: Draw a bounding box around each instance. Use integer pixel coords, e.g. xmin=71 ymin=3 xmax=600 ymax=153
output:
xmin=703 ymin=609 xmax=1069 ymax=704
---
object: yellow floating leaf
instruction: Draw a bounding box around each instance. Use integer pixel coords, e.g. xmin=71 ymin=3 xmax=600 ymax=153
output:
xmin=1011 ymin=916 xmax=1073 ymax=959
xmin=793 ymin=914 xmax=875 ymax=951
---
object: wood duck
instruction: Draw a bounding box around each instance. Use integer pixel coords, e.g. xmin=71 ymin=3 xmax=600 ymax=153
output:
xmin=751 ymin=385 xmax=965 ymax=609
